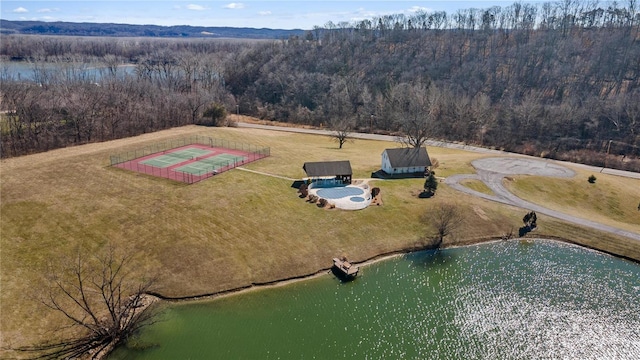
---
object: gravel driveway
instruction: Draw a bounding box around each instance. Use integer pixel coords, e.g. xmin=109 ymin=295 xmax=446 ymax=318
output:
xmin=445 ymin=157 xmax=640 ymax=241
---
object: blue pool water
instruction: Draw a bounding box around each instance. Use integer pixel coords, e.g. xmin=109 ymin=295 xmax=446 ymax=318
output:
xmin=350 ymin=196 xmax=365 ymax=202
xmin=316 ymin=187 xmax=365 ymax=199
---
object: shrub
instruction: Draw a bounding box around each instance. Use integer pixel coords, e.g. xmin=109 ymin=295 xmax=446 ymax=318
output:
xmin=423 ymin=173 xmax=438 ymax=195
xmin=198 ymin=104 xmax=227 ymax=126
xmin=588 ymin=175 xmax=597 ymax=183
xmin=298 ymin=183 xmax=309 ymax=197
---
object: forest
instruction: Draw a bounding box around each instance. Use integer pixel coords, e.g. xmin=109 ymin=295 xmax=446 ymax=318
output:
xmin=1 ymin=0 xmax=639 ymax=171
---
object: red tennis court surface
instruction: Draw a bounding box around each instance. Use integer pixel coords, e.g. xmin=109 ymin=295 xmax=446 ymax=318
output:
xmin=113 ymin=144 xmax=269 ymax=184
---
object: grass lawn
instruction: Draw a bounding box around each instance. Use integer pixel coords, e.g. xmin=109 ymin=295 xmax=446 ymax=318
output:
xmin=1 ymin=124 xmax=639 ymax=354
xmin=460 ymin=178 xmax=495 ymax=196
xmin=504 ymin=169 xmax=640 ymax=234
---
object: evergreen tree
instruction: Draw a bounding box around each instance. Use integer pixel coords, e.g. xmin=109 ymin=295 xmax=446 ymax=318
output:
xmin=424 ymin=172 xmax=438 ymax=194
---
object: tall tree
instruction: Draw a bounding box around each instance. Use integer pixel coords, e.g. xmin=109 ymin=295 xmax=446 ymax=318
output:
xmin=17 ymin=246 xmax=157 ymax=360
xmin=329 ymin=118 xmax=354 ymax=149
xmin=326 ymin=77 xmax=356 ymax=148
xmin=422 ymin=203 xmax=464 ymax=247
xmin=391 ymin=82 xmax=441 ymax=148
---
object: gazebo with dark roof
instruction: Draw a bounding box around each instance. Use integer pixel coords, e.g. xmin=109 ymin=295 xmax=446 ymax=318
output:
xmin=303 ymin=160 xmax=352 ymax=184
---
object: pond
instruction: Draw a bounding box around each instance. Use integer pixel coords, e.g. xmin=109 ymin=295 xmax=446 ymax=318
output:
xmin=110 ymin=240 xmax=640 ymax=359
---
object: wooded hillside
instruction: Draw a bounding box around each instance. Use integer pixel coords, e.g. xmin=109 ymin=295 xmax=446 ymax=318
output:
xmin=0 ymin=19 xmax=303 ymax=39
xmin=1 ymin=1 xmax=639 ymax=170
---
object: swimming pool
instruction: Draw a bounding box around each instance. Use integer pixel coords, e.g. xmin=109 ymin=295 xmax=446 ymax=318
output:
xmin=316 ymin=186 xmax=365 ymax=199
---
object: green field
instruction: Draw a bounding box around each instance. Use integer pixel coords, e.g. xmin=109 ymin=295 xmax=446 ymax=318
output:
xmin=1 ymin=124 xmax=639 ymax=355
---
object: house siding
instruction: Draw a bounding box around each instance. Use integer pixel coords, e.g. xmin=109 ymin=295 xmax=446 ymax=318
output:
xmin=381 ymin=153 xmax=392 ymax=173
xmin=381 ymin=148 xmax=430 ymax=174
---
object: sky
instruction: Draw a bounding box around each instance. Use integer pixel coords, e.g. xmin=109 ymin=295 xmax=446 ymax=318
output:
xmin=1 ymin=1 xmax=541 ymax=30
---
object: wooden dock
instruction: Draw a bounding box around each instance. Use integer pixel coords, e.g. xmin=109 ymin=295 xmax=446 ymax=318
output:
xmin=332 ymin=257 xmax=359 ymax=280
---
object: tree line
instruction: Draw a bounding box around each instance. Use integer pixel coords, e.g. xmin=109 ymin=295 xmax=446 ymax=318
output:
xmin=1 ymin=0 xmax=639 ymax=171
xmin=0 ymin=19 xmax=303 ymax=39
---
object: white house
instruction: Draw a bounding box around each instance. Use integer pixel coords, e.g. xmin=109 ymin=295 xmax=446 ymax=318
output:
xmin=381 ymin=147 xmax=432 ymax=175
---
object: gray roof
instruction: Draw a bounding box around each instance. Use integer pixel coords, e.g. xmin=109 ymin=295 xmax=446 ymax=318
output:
xmin=384 ymin=147 xmax=432 ymax=168
xmin=303 ymin=160 xmax=352 ymax=177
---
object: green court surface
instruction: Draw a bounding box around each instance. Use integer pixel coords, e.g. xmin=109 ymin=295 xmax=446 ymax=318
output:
xmin=141 ymin=148 xmax=213 ymax=168
xmin=174 ymin=154 xmax=247 ymax=175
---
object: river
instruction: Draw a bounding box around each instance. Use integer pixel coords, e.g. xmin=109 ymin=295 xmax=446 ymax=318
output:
xmin=110 ymin=240 xmax=640 ymax=359
xmin=0 ymin=61 xmax=136 ymax=82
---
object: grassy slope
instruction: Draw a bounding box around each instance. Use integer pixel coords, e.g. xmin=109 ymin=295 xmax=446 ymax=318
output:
xmin=1 ymin=125 xmax=639 ymax=351
xmin=504 ymin=169 xmax=640 ymax=234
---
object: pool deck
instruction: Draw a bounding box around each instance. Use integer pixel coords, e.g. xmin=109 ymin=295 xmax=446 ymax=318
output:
xmin=308 ymin=181 xmax=373 ymax=210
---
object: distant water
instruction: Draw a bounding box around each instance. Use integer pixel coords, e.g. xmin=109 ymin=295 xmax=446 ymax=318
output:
xmin=110 ymin=240 xmax=640 ymax=359
xmin=0 ymin=61 xmax=136 ymax=82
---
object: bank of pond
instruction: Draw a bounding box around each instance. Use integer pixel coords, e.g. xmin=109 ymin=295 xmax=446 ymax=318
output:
xmin=111 ymin=239 xmax=640 ymax=359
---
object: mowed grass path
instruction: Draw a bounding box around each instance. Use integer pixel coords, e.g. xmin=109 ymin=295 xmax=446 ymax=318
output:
xmin=2 ymin=125 xmax=639 ymax=352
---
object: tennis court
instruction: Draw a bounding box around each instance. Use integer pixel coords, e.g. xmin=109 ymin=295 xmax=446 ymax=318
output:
xmin=175 ymin=154 xmax=248 ymax=175
xmin=140 ymin=148 xmax=213 ymax=168
xmin=112 ymin=139 xmax=270 ymax=184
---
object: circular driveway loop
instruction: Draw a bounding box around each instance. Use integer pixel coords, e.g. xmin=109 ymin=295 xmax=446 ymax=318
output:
xmin=472 ymin=157 xmax=576 ymax=177
xmin=445 ymin=157 xmax=640 ymax=242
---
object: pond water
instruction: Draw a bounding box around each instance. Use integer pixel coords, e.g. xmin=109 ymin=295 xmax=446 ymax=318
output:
xmin=110 ymin=240 xmax=640 ymax=359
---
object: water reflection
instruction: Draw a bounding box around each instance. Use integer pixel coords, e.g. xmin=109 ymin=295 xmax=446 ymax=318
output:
xmin=405 ymin=248 xmax=456 ymax=269
xmin=111 ymin=240 xmax=640 ymax=359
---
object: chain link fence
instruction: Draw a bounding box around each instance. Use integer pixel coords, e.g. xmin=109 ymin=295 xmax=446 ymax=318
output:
xmin=110 ymin=136 xmax=270 ymax=184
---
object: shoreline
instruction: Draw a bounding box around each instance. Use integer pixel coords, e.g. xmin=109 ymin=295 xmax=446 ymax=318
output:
xmin=144 ymin=235 xmax=639 ymax=305
xmin=99 ymin=235 xmax=639 ymax=360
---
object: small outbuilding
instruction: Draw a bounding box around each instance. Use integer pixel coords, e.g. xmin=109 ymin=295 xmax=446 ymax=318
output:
xmin=303 ymin=160 xmax=352 ymax=184
xmin=381 ymin=147 xmax=432 ymax=176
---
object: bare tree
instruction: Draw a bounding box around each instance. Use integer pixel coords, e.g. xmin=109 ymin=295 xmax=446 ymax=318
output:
xmin=470 ymin=93 xmax=493 ymax=146
xmin=329 ymin=118 xmax=354 ymax=149
xmin=17 ymin=246 xmax=157 ymax=360
xmin=391 ymin=82 xmax=440 ymax=149
xmin=327 ymin=77 xmax=356 ymax=149
xmin=422 ymin=203 xmax=464 ymax=247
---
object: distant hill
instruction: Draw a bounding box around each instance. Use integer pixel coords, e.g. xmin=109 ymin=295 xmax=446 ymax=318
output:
xmin=0 ymin=19 xmax=306 ymax=39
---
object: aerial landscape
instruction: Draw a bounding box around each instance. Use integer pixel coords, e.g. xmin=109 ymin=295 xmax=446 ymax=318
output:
xmin=1 ymin=1 xmax=639 ymax=359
